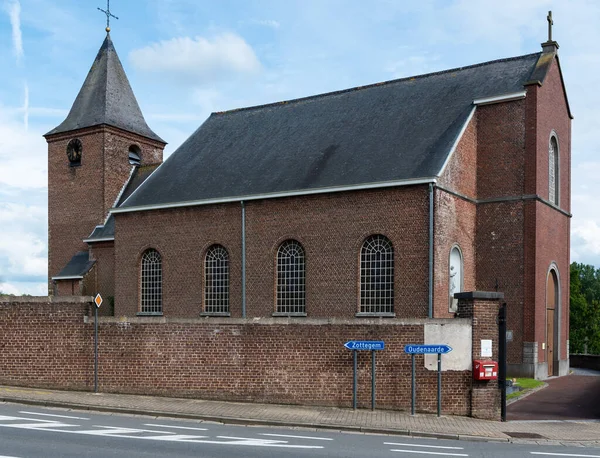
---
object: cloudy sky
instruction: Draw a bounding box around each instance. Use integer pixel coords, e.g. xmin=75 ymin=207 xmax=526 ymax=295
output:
xmin=0 ymin=0 xmax=599 ymax=295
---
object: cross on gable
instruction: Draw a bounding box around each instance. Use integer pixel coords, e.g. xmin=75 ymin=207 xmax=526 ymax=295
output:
xmin=547 ymin=11 xmax=553 ymax=42
xmin=98 ymin=0 xmax=119 ymax=32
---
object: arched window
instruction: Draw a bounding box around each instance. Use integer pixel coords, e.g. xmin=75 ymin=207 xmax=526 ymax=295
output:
xmin=449 ymin=245 xmax=463 ymax=312
xmin=360 ymin=235 xmax=394 ymax=314
xmin=141 ymin=249 xmax=162 ymax=314
xmin=276 ymin=240 xmax=306 ymax=314
xmin=204 ymin=245 xmax=230 ymax=314
xmin=549 ymin=136 xmax=559 ymax=205
xmin=128 ymin=144 xmax=141 ymax=166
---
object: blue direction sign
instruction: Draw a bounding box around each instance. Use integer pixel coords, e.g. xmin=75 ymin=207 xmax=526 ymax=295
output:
xmin=344 ymin=340 xmax=385 ymax=351
xmin=404 ymin=344 xmax=453 ymax=354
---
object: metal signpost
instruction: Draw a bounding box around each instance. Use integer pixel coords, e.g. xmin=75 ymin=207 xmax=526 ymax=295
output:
xmin=404 ymin=344 xmax=453 ymax=417
xmin=94 ymin=294 xmax=103 ymax=393
xmin=344 ymin=341 xmax=385 ymax=410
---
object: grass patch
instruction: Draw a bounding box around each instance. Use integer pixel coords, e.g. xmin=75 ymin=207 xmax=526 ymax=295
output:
xmin=514 ymin=378 xmax=545 ymax=390
xmin=507 ymin=378 xmax=546 ymax=401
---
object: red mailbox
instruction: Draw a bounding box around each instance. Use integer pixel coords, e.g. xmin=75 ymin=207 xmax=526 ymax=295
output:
xmin=473 ymin=360 xmax=498 ymax=381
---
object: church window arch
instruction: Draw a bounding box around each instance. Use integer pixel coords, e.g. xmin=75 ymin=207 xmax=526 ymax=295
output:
xmin=449 ymin=245 xmax=463 ymax=312
xmin=276 ymin=240 xmax=306 ymax=315
xmin=204 ymin=245 xmax=230 ymax=314
xmin=549 ymin=134 xmax=559 ymax=206
xmin=360 ymin=235 xmax=394 ymax=314
xmin=128 ymin=144 xmax=142 ymax=166
xmin=140 ymin=248 xmax=162 ymax=314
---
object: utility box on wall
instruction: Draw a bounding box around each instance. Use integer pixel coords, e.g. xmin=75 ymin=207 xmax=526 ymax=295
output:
xmin=473 ymin=360 xmax=498 ymax=381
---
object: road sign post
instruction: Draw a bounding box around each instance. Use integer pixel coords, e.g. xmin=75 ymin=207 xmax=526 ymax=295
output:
xmin=404 ymin=344 xmax=453 ymax=416
xmin=94 ymin=294 xmax=103 ymax=393
xmin=345 ymin=341 xmax=385 ymax=410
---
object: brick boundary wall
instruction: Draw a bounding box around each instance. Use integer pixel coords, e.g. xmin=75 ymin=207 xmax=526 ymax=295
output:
xmin=0 ymin=294 xmax=499 ymax=417
xmin=570 ymin=354 xmax=600 ymax=371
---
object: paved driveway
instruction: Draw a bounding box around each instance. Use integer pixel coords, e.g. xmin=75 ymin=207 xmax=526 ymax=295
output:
xmin=508 ymin=369 xmax=600 ymax=420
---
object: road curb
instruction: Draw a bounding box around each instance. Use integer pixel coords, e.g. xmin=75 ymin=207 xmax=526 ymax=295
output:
xmin=0 ymin=395 xmax=513 ymax=444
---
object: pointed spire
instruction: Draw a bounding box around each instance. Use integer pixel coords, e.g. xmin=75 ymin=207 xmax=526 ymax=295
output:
xmin=46 ymin=34 xmax=164 ymax=143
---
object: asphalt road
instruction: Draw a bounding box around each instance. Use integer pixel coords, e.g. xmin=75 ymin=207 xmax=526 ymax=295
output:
xmin=0 ymin=403 xmax=599 ymax=457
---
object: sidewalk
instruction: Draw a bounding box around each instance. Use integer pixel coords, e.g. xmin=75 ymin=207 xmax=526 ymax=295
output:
xmin=0 ymin=385 xmax=599 ymax=446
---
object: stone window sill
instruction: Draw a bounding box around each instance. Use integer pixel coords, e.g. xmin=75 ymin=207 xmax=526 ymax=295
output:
xmin=200 ymin=312 xmax=231 ymax=317
xmin=355 ymin=312 xmax=396 ymax=318
xmin=136 ymin=312 xmax=163 ymax=317
xmin=272 ymin=312 xmax=307 ymax=318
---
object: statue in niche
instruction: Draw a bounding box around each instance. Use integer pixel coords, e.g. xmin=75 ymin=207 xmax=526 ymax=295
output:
xmin=449 ymin=247 xmax=462 ymax=312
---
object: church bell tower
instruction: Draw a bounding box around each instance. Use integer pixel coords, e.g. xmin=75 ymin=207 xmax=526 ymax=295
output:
xmin=44 ymin=26 xmax=166 ymax=294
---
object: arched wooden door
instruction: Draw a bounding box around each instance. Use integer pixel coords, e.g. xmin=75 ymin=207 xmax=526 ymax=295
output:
xmin=546 ymin=270 xmax=559 ymax=377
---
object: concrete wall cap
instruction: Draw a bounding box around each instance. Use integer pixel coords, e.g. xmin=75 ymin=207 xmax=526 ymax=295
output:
xmin=0 ymin=295 xmax=93 ymax=304
xmin=454 ymin=291 xmax=504 ymax=300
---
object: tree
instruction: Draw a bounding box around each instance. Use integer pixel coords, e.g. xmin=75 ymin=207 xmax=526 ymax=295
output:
xmin=570 ymin=263 xmax=600 ymax=354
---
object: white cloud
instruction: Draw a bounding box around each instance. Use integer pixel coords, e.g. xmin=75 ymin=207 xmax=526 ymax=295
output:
xmin=0 ymin=202 xmax=47 ymax=293
xmin=129 ymin=33 xmax=261 ymax=82
xmin=0 ymin=106 xmax=47 ymax=189
xmin=4 ymin=0 xmax=23 ymax=61
xmin=22 ymin=81 xmax=29 ymax=129
xmin=245 ymin=19 xmax=281 ymax=29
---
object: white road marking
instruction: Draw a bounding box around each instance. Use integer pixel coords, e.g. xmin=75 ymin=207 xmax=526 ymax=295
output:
xmin=134 ymin=434 xmax=209 ymax=441
xmin=217 ymin=435 xmax=287 ymax=443
xmin=19 ymin=411 xmax=89 ymax=420
xmin=143 ymin=423 xmax=208 ymax=431
xmin=0 ymin=455 xmax=22 ymax=458
xmin=86 ymin=426 xmax=175 ymax=435
xmin=3 ymin=421 xmax=78 ymax=430
xmin=391 ymin=449 xmax=468 ymax=457
xmin=531 ymin=453 xmax=600 ymax=457
xmin=385 ymin=442 xmax=464 ymax=450
xmin=0 ymin=415 xmax=324 ymax=449
xmin=260 ymin=433 xmax=334 ymax=441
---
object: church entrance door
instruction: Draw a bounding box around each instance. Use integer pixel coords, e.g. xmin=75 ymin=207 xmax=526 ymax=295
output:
xmin=546 ymin=270 xmax=558 ymax=377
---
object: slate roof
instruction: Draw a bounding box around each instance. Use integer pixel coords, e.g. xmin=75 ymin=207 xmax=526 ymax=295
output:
xmin=118 ymin=52 xmax=544 ymax=210
xmin=86 ymin=164 xmax=160 ymax=241
xmin=53 ymin=251 xmax=95 ymax=280
xmin=46 ymin=34 xmax=164 ymax=143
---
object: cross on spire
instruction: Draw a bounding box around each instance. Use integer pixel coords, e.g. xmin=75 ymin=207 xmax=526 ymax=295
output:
xmin=98 ymin=0 xmax=118 ymax=33
xmin=547 ymin=10 xmax=553 ymax=42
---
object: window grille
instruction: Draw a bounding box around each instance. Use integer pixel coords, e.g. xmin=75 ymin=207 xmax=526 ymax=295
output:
xmin=276 ymin=240 xmax=306 ymax=314
xmin=360 ymin=235 xmax=394 ymax=314
xmin=141 ymin=249 xmax=162 ymax=313
xmin=204 ymin=245 xmax=230 ymax=314
xmin=549 ymin=136 xmax=559 ymax=205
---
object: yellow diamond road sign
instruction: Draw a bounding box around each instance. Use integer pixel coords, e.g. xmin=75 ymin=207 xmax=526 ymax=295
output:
xmin=94 ymin=293 xmax=103 ymax=308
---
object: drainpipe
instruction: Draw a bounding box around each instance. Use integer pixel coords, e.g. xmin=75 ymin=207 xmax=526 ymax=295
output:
xmin=428 ymin=183 xmax=434 ymax=318
xmin=241 ymin=201 xmax=247 ymax=318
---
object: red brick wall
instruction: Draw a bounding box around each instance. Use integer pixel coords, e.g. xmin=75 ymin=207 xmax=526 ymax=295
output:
xmin=457 ymin=295 xmax=501 ymax=420
xmin=0 ymin=297 xmax=93 ymax=389
xmin=476 ymin=100 xmax=526 ymax=199
xmin=0 ymin=297 xmax=476 ymax=414
xmin=114 ymin=186 xmax=430 ymax=319
xmin=435 ymin=115 xmax=477 ymax=318
xmin=89 ymin=242 xmax=116 ymax=316
xmin=530 ymin=57 xmax=571 ymax=363
xmin=47 ymin=125 xmax=164 ymax=287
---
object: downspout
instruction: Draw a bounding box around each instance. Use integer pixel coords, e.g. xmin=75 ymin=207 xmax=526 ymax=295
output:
xmin=241 ymin=201 xmax=247 ymax=318
xmin=428 ymin=183 xmax=434 ymax=318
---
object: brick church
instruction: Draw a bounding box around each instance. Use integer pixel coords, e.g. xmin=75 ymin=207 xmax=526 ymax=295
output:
xmin=46 ymin=27 xmax=571 ymax=381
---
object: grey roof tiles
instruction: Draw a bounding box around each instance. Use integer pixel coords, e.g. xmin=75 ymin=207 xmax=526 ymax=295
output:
xmin=119 ymin=52 xmax=543 ymax=210
xmin=46 ymin=34 xmax=164 ymax=142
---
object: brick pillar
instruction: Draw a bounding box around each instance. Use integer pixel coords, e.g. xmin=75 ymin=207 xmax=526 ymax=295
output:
xmin=455 ymin=291 xmax=504 ymax=420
